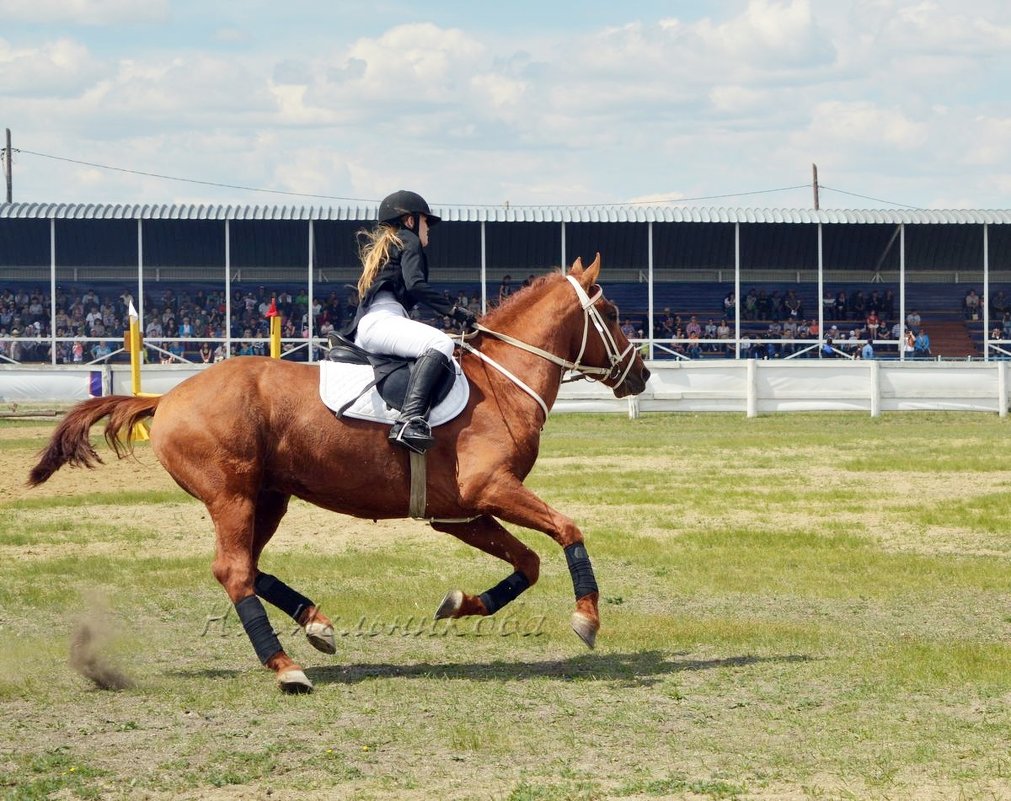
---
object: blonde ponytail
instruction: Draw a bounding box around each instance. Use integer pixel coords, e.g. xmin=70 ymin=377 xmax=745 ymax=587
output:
xmin=357 ymin=224 xmax=403 ymax=298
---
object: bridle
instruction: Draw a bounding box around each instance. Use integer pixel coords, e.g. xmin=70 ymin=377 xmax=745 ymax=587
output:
xmin=456 ymin=275 xmax=639 ymax=421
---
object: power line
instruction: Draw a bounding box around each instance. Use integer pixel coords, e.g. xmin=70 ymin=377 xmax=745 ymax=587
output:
xmin=478 ymin=185 xmax=812 ymax=209
xmin=14 ymin=147 xmax=812 ymax=208
xmin=15 ymin=146 xmax=921 ymax=210
xmin=820 ymin=184 xmax=923 ymax=210
xmin=15 ymin=148 xmax=376 ymax=203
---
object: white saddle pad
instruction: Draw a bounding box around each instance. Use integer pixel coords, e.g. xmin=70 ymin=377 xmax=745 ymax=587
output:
xmin=319 ymin=360 xmax=470 ymax=427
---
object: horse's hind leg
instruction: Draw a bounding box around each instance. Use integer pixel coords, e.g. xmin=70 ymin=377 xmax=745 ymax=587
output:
xmin=430 ymin=516 xmax=540 ymax=619
xmin=250 ymin=490 xmax=336 ymax=655
xmin=208 ymin=493 xmax=312 ymax=693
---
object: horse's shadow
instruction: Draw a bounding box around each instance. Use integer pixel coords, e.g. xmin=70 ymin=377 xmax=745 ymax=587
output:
xmin=172 ymin=651 xmax=813 ymax=687
xmin=303 ymin=650 xmax=813 ymax=687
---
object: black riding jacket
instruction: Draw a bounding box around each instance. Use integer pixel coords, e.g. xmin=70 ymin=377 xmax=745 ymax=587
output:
xmin=341 ymin=228 xmax=455 ymax=338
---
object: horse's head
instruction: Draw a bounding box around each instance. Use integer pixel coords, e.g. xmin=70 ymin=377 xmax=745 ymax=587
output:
xmin=563 ymin=254 xmax=650 ymax=398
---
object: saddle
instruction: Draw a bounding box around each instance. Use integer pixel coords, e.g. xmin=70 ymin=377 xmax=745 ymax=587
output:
xmin=323 ymin=333 xmax=454 ymax=416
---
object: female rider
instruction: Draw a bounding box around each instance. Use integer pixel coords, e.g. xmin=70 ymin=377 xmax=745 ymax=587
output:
xmin=341 ymin=190 xmax=476 ymax=454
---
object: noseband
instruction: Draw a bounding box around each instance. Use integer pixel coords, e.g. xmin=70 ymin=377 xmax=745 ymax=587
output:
xmin=457 ymin=276 xmax=639 ymax=421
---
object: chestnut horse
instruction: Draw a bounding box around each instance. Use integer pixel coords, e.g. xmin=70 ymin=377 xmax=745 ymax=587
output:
xmin=29 ymin=256 xmax=649 ymax=692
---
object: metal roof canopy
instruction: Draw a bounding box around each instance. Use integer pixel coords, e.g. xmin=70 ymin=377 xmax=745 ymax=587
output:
xmin=3 ymin=202 xmax=1011 ymax=225
xmin=3 ymin=203 xmax=1011 ymax=274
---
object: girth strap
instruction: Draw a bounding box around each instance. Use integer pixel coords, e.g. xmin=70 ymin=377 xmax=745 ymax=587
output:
xmin=407 ymin=451 xmax=479 ymax=524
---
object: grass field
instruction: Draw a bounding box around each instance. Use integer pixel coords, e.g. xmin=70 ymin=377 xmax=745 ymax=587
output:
xmin=0 ymin=411 xmax=1009 ymax=801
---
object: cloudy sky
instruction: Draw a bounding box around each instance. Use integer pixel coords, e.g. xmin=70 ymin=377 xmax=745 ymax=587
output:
xmin=2 ymin=0 xmax=1010 ymax=211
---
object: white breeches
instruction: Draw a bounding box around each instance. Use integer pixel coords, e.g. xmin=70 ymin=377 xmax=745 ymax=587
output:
xmin=355 ymin=292 xmax=455 ymax=360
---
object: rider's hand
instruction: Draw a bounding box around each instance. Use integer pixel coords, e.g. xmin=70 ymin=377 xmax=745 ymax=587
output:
xmin=451 ymin=306 xmax=478 ymax=329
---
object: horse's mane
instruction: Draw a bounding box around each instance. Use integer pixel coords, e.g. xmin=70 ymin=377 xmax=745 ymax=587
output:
xmin=479 ymin=272 xmax=564 ymax=328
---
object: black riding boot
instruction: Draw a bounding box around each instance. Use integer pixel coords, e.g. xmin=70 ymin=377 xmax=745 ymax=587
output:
xmin=389 ymin=349 xmax=454 ymax=454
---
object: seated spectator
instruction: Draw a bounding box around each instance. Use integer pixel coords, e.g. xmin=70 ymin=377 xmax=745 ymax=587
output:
xmin=767 ymin=290 xmax=784 ymax=321
xmin=865 ymin=309 xmax=880 ymax=339
xmin=914 ymin=328 xmax=931 ymax=357
xmin=906 ymin=309 xmax=921 ymax=332
xmin=703 ymin=318 xmax=718 ymax=351
xmin=833 ymin=291 xmax=848 ymax=319
xmin=882 ymin=289 xmax=896 ymax=318
xmin=91 ymin=340 xmax=113 ymax=362
xmin=685 ymin=315 xmax=702 ymax=338
xmin=686 ymin=333 xmax=702 ymax=360
xmin=784 ymin=290 xmax=803 ymax=320
xmin=867 ymin=290 xmax=882 ymax=314
xmin=743 ymin=289 xmax=758 ymax=320
xmin=848 ymin=290 xmax=866 ymax=321
xmin=782 ymin=318 xmax=798 ymax=355
xmin=903 ymin=330 xmax=915 ymax=358
xmin=990 ymin=289 xmax=1008 ymax=319
xmin=723 ymin=292 xmax=736 ymax=318
xmin=822 ymin=289 xmax=835 ymax=315
xmin=963 ymin=289 xmax=981 ymax=320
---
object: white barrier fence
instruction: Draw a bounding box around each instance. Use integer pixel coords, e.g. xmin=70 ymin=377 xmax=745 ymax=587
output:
xmin=1 ymin=360 xmax=1008 ymax=418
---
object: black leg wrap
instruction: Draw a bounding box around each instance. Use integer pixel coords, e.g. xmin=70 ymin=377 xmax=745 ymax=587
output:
xmin=235 ymin=595 xmax=283 ymax=665
xmin=564 ymin=543 xmax=599 ymax=600
xmin=254 ymin=572 xmax=313 ymax=622
xmin=479 ymin=571 xmax=531 ymax=615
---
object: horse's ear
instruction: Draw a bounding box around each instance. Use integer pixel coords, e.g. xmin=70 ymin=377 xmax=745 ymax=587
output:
xmin=581 ymin=252 xmax=601 ymax=287
xmin=569 ymin=256 xmax=584 ymax=276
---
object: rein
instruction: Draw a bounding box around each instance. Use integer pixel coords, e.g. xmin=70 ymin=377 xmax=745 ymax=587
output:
xmin=456 ymin=275 xmax=638 ymax=422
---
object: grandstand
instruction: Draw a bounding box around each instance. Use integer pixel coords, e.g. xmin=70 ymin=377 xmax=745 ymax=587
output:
xmin=1 ymin=203 xmax=1010 ymax=365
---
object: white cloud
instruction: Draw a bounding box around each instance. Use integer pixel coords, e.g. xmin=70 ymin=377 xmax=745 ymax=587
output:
xmin=694 ymin=0 xmax=837 ymax=71
xmin=3 ymin=0 xmax=169 ymax=25
xmin=796 ymin=100 xmax=928 ymax=151
xmin=962 ymin=116 xmax=1011 ymax=167
xmin=4 ymin=3 xmax=1011 ymax=208
xmin=0 ymin=37 xmax=102 ymax=96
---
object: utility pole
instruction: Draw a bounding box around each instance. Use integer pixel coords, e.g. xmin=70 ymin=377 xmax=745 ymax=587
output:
xmin=2 ymin=129 xmax=12 ymax=203
xmin=812 ymin=162 xmax=820 ymax=210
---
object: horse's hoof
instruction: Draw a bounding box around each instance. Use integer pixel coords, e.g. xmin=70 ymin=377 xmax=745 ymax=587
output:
xmin=277 ymin=668 xmax=313 ymax=694
xmin=435 ymin=589 xmax=463 ymax=620
xmin=570 ymin=611 xmax=598 ymax=650
xmin=306 ymin=621 xmax=336 ymax=655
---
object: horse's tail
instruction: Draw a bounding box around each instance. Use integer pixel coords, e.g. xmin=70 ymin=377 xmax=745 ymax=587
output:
xmin=27 ymin=395 xmax=162 ymax=487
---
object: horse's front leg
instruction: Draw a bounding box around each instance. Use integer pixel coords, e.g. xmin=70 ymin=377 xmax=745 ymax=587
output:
xmin=463 ymin=478 xmax=601 ymax=649
xmin=430 ymin=515 xmax=541 ymax=619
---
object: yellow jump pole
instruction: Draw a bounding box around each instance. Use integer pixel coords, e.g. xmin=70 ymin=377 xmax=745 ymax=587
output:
xmin=126 ymin=300 xmax=150 ymax=440
xmin=267 ymin=297 xmax=281 ymax=359
xmin=128 ymin=301 xmax=143 ymax=396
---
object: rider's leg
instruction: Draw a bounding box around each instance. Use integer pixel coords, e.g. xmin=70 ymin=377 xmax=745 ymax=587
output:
xmin=388 ymin=348 xmax=455 ymax=453
xmin=355 ymin=311 xmax=456 ymax=454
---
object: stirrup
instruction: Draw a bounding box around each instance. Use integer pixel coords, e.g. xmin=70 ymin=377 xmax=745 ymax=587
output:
xmin=389 ymin=416 xmax=435 ymax=454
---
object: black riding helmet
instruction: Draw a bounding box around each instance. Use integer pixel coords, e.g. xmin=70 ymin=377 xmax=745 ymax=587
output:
xmin=377 ymin=190 xmax=441 ymax=228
